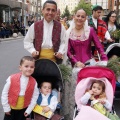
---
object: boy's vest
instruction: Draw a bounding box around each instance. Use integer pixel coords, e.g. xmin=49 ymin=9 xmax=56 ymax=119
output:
xmin=37 ymin=93 xmax=53 ymax=105
xmin=8 ymin=73 xmax=36 ymax=108
xmin=34 ymin=19 xmax=61 ymax=54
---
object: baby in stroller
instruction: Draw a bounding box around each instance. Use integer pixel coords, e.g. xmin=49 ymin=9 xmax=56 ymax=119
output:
xmin=74 ymin=66 xmax=120 ymax=120
xmin=80 ymin=80 xmax=112 ymax=114
xmin=33 ymin=81 xmax=62 ymax=120
xmin=31 ymin=59 xmax=64 ymax=120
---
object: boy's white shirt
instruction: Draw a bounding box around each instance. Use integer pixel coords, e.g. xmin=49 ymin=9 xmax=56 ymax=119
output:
xmin=1 ymin=74 xmax=39 ymax=114
xmin=40 ymin=93 xmax=58 ymax=112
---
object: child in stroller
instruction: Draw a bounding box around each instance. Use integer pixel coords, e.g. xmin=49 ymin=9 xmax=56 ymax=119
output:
xmin=33 ymin=81 xmax=62 ymax=120
xmin=74 ymin=66 xmax=120 ymax=120
xmin=31 ymin=59 xmax=64 ymax=120
xmin=80 ymin=80 xmax=112 ymax=115
xmin=80 ymin=80 xmax=112 ymax=113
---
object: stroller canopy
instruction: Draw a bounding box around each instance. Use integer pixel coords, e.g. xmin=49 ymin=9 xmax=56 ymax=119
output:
xmin=32 ymin=59 xmax=63 ymax=90
xmin=106 ymin=43 xmax=120 ymax=59
xmin=77 ymin=66 xmax=116 ymax=92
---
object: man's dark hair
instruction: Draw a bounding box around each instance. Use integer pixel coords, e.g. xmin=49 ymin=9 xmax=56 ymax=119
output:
xmin=92 ymin=5 xmax=103 ymax=11
xmin=43 ymin=0 xmax=57 ymax=10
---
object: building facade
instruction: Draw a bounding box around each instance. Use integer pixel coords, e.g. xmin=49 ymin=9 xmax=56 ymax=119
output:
xmin=0 ymin=0 xmax=38 ymax=25
xmin=56 ymin=0 xmax=119 ymax=15
xmin=56 ymin=0 xmax=80 ymax=14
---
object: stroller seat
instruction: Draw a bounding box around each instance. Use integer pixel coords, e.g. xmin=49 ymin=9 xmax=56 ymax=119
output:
xmin=73 ymin=66 xmax=117 ymax=120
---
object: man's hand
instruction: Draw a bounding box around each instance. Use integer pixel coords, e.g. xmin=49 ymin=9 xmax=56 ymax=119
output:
xmin=42 ymin=106 xmax=50 ymax=113
xmin=5 ymin=111 xmax=11 ymax=115
xmin=75 ymin=61 xmax=85 ymax=68
xmin=32 ymin=51 xmax=39 ymax=58
xmin=54 ymin=52 xmax=63 ymax=59
xmin=24 ymin=112 xmax=29 ymax=117
xmin=107 ymin=38 xmax=114 ymax=43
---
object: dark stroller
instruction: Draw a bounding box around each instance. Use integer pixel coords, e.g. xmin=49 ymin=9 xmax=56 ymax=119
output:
xmin=106 ymin=43 xmax=120 ymax=100
xmin=31 ymin=59 xmax=64 ymax=120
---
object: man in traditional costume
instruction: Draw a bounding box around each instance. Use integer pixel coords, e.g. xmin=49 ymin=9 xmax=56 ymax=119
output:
xmin=88 ymin=5 xmax=113 ymax=55
xmin=24 ymin=0 xmax=66 ymax=64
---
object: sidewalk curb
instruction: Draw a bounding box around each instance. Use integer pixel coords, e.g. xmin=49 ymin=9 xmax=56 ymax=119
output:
xmin=0 ymin=36 xmax=25 ymax=42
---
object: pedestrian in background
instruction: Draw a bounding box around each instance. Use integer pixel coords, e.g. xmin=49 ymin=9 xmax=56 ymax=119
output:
xmin=104 ymin=11 xmax=120 ymax=43
xmin=60 ymin=16 xmax=69 ymax=30
xmin=88 ymin=5 xmax=113 ymax=55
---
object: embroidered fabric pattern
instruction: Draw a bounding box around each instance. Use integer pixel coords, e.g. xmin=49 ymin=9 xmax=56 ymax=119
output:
xmin=69 ymin=29 xmax=87 ymax=41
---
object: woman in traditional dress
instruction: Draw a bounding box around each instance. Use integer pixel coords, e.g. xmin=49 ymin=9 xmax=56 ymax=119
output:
xmin=66 ymin=9 xmax=108 ymax=79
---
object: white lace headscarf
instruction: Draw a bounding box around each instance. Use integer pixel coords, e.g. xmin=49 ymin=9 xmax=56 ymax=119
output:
xmin=67 ymin=17 xmax=90 ymax=40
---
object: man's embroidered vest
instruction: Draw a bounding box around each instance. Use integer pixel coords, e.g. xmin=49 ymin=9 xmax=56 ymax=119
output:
xmin=8 ymin=73 xmax=36 ymax=108
xmin=34 ymin=19 xmax=61 ymax=54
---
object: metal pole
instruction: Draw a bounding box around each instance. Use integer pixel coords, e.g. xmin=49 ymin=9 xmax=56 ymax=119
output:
xmin=8 ymin=0 xmax=10 ymax=23
xmin=101 ymin=0 xmax=103 ymax=6
xmin=96 ymin=0 xmax=97 ymax=5
xmin=116 ymin=0 xmax=119 ymax=21
xmin=106 ymin=0 xmax=107 ymax=11
xmin=23 ymin=0 xmax=26 ymax=35
xmin=40 ymin=0 xmax=42 ymax=20
xmin=36 ymin=0 xmax=38 ymax=21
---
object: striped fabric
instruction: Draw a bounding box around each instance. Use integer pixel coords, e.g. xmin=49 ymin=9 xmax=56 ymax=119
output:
xmin=88 ymin=16 xmax=107 ymax=42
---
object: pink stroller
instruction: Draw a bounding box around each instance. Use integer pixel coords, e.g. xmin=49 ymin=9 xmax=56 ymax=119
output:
xmin=73 ymin=66 xmax=116 ymax=120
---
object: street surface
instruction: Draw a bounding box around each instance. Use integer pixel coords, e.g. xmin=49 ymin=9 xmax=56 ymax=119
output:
xmin=0 ymin=39 xmax=120 ymax=119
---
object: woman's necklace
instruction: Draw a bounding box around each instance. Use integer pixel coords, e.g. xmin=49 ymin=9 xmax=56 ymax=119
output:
xmin=75 ymin=26 xmax=84 ymax=31
xmin=74 ymin=27 xmax=84 ymax=37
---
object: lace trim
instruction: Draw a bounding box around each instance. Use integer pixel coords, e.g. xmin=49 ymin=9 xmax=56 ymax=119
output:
xmin=69 ymin=29 xmax=87 ymax=41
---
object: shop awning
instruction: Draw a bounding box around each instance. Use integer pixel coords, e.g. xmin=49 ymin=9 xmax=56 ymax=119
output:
xmin=0 ymin=0 xmax=28 ymax=9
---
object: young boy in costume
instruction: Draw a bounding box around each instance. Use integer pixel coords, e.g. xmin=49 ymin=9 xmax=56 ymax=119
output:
xmin=1 ymin=56 xmax=39 ymax=120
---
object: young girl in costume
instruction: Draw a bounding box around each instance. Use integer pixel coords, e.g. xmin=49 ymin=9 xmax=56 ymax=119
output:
xmin=1 ymin=56 xmax=39 ymax=120
xmin=80 ymin=80 xmax=111 ymax=110
xmin=80 ymin=80 xmax=120 ymax=120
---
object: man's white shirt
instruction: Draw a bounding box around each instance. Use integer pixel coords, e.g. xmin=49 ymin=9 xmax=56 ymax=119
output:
xmin=24 ymin=19 xmax=66 ymax=54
